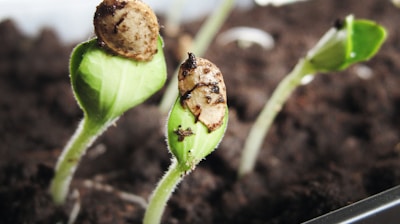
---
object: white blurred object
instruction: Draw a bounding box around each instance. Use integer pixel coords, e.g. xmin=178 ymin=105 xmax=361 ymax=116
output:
xmin=392 ymin=0 xmax=400 ymax=8
xmin=255 ymin=0 xmax=310 ymax=6
xmin=354 ymin=64 xmax=374 ymax=80
xmin=217 ymin=26 xmax=275 ymax=49
xmin=300 ymin=74 xmax=315 ymax=85
xmin=67 ymin=190 xmax=81 ymax=224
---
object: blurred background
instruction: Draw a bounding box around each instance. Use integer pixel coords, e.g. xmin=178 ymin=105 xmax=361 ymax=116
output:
xmin=0 ymin=0 xmax=255 ymax=43
xmin=1 ymin=0 xmax=399 ymax=223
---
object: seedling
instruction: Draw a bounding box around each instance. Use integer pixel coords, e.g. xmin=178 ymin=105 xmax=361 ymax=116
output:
xmin=238 ymin=15 xmax=387 ymax=176
xmin=143 ymin=53 xmax=228 ymax=224
xmin=50 ymin=0 xmax=166 ymax=204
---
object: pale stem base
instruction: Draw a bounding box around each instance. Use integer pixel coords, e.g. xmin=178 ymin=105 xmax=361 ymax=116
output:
xmin=238 ymin=59 xmax=316 ymax=177
xmin=49 ymin=117 xmax=108 ymax=205
xmin=143 ymin=159 xmax=184 ymax=224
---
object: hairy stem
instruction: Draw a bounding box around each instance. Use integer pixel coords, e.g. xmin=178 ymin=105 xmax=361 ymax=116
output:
xmin=143 ymin=159 xmax=184 ymax=224
xmin=50 ymin=117 xmax=110 ymax=204
xmin=238 ymin=59 xmax=316 ymax=177
xmin=159 ymin=0 xmax=235 ymax=113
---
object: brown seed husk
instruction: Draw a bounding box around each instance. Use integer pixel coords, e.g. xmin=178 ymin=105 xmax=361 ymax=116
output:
xmin=178 ymin=53 xmax=227 ymax=132
xmin=94 ymin=0 xmax=159 ymax=61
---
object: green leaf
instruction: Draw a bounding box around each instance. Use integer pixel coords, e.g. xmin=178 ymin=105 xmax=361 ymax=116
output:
xmin=167 ymin=98 xmax=228 ymax=171
xmin=345 ymin=19 xmax=387 ymax=66
xmin=70 ymin=36 xmax=167 ymax=124
xmin=306 ymin=15 xmax=387 ymax=72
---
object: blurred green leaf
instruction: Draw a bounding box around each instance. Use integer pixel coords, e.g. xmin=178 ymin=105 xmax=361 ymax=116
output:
xmin=306 ymin=15 xmax=387 ymax=72
xmin=345 ymin=19 xmax=387 ymax=65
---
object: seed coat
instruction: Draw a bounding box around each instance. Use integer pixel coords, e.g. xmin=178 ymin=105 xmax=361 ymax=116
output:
xmin=178 ymin=53 xmax=227 ymax=132
xmin=94 ymin=0 xmax=159 ymax=61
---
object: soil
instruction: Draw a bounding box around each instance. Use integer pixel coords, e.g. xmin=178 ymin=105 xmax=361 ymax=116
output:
xmin=1 ymin=0 xmax=400 ymax=223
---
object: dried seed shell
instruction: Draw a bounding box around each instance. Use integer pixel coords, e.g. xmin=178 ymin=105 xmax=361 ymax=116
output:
xmin=178 ymin=53 xmax=227 ymax=132
xmin=94 ymin=0 xmax=159 ymax=61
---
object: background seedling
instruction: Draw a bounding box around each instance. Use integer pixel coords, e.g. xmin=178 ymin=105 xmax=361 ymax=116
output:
xmin=144 ymin=54 xmax=228 ymax=224
xmin=238 ymin=15 xmax=387 ymax=177
xmin=164 ymin=0 xmax=186 ymax=37
xmin=50 ymin=0 xmax=166 ymax=204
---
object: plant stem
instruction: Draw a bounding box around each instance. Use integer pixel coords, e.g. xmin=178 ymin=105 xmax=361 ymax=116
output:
xmin=191 ymin=0 xmax=235 ymax=57
xmin=165 ymin=0 xmax=186 ymax=37
xmin=238 ymin=59 xmax=316 ymax=177
xmin=159 ymin=0 xmax=235 ymax=113
xmin=50 ymin=117 xmax=109 ymax=204
xmin=143 ymin=159 xmax=184 ymax=224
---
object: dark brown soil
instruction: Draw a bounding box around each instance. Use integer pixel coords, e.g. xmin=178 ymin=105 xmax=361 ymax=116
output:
xmin=1 ymin=0 xmax=400 ymax=223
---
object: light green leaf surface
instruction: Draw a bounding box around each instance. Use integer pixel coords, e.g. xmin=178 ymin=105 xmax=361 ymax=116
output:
xmin=307 ymin=15 xmax=386 ymax=72
xmin=345 ymin=19 xmax=387 ymax=65
xmin=167 ymin=98 xmax=228 ymax=171
xmin=70 ymin=37 xmax=167 ymax=124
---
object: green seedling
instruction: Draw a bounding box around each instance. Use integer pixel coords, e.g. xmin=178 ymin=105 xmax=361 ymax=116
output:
xmin=50 ymin=0 xmax=166 ymax=204
xmin=143 ymin=53 xmax=228 ymax=224
xmin=238 ymin=15 xmax=387 ymax=177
